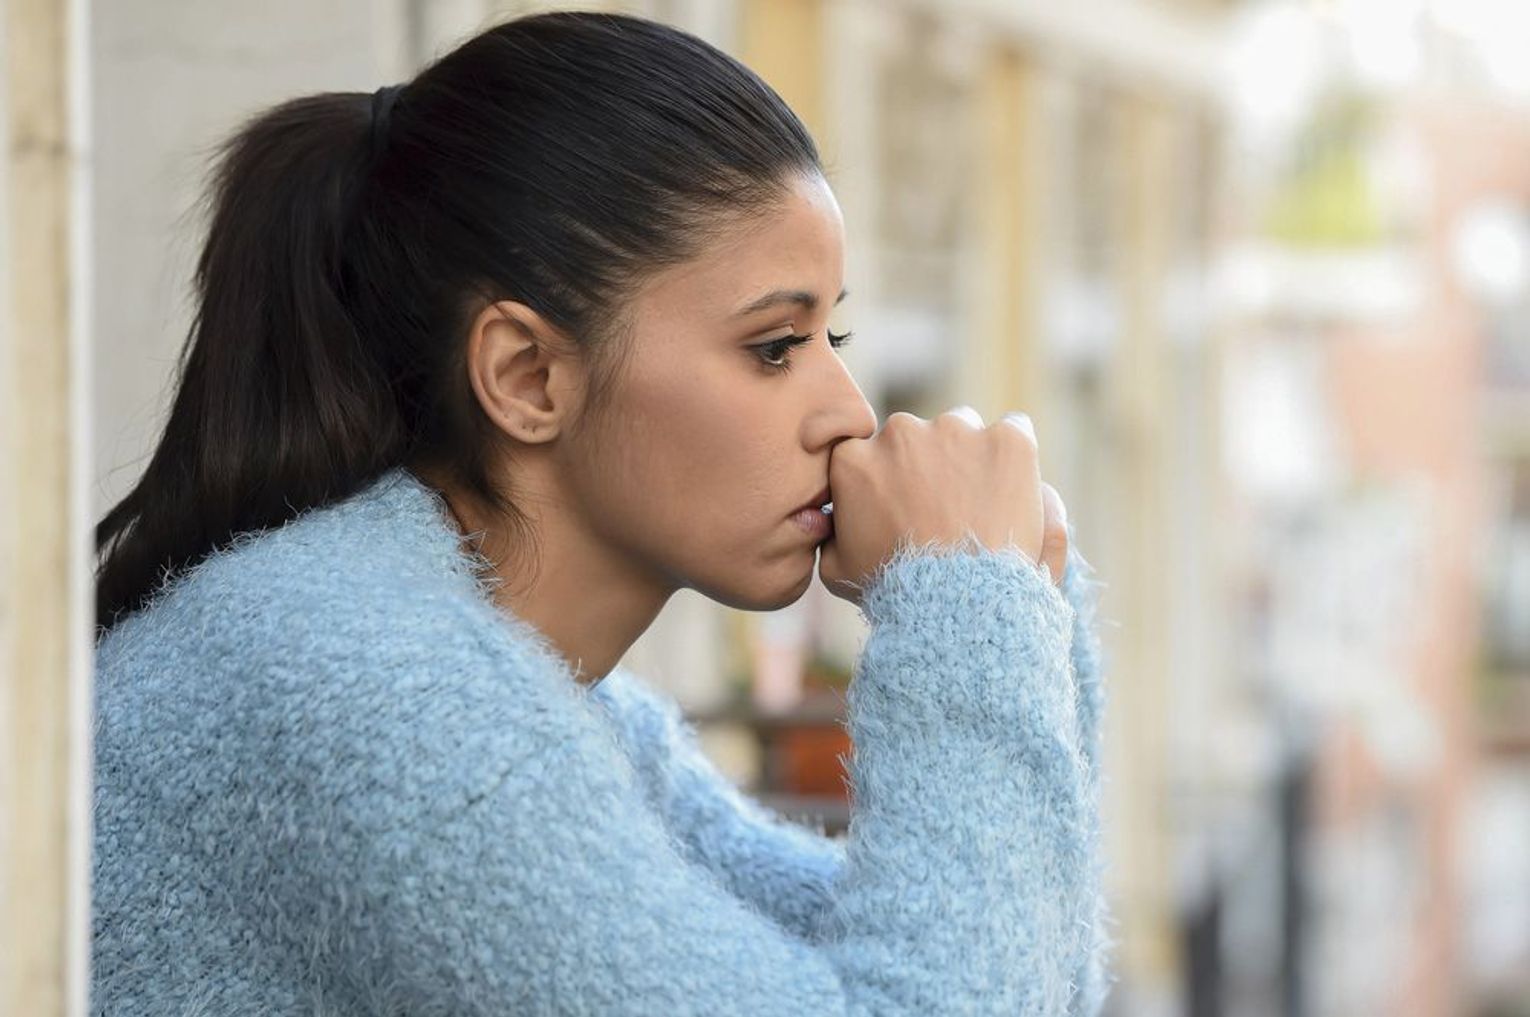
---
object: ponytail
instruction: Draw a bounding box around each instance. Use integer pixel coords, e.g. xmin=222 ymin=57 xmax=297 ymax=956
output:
xmin=95 ymin=11 xmax=823 ymax=635
xmin=95 ymin=92 xmax=401 ymax=633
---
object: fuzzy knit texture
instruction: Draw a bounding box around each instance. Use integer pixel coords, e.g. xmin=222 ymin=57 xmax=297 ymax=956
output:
xmin=92 ymin=465 xmax=1116 ymax=1016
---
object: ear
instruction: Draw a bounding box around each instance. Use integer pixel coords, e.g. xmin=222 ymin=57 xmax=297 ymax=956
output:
xmin=463 ymin=299 xmax=585 ymax=444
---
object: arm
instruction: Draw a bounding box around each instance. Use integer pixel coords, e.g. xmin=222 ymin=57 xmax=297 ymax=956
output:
xmin=596 ymin=536 xmax=1116 ymax=1013
xmin=233 ymin=542 xmax=1102 ymax=1015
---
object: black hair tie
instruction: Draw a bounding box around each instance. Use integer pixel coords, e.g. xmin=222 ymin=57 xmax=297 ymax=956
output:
xmin=369 ymin=83 xmax=405 ymax=159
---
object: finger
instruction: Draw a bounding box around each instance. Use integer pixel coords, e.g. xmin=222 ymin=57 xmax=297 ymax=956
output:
xmin=1000 ymin=411 xmax=1035 ymax=442
xmin=816 ymin=541 xmax=851 ymax=601
xmin=817 ymin=539 xmax=836 ymax=585
xmin=1039 ymin=482 xmax=1068 ymax=586
xmin=946 ymin=405 xmax=984 ymax=428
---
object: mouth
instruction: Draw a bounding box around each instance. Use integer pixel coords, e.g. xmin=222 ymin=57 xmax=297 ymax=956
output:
xmin=790 ymin=494 xmax=835 ymax=541
xmin=794 ymin=485 xmax=833 ymax=516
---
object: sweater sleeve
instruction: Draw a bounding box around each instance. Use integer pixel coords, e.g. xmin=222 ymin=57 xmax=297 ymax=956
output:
xmin=1057 ymin=532 xmax=1117 ymax=1016
xmin=592 ymin=537 xmax=1114 ymax=1008
xmin=239 ymin=539 xmax=1105 ymax=1016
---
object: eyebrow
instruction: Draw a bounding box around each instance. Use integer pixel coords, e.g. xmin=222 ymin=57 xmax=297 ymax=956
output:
xmin=733 ymin=286 xmax=850 ymax=317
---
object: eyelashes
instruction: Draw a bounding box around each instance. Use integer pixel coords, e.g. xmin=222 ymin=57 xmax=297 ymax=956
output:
xmin=753 ymin=329 xmax=855 ymax=374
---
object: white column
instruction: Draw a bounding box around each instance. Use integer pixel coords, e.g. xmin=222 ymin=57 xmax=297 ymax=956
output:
xmin=1 ymin=0 xmax=91 ymax=1012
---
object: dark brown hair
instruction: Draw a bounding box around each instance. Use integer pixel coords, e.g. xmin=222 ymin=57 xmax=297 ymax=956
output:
xmin=95 ymin=11 xmax=822 ymax=635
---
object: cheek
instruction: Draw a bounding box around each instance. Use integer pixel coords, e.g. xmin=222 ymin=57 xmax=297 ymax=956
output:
xmin=615 ymin=363 xmax=786 ymax=537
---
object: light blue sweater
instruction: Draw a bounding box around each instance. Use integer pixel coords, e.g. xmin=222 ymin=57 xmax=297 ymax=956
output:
xmin=92 ymin=465 xmax=1115 ymax=1015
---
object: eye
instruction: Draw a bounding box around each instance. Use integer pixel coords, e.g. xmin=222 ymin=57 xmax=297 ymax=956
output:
xmin=752 ymin=329 xmax=855 ymax=375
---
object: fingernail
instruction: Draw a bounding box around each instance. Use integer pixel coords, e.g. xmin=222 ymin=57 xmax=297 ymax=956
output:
xmin=1004 ymin=412 xmax=1035 ymax=440
xmin=951 ymin=405 xmax=983 ymax=427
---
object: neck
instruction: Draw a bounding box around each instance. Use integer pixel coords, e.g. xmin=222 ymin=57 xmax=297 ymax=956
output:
xmin=418 ymin=465 xmax=674 ymax=687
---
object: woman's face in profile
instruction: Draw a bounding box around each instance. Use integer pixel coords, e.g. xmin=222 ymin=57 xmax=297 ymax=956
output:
xmin=569 ymin=170 xmax=879 ymax=611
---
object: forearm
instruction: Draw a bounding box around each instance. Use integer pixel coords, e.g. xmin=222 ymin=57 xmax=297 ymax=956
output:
xmin=592 ymin=538 xmax=1115 ymax=1003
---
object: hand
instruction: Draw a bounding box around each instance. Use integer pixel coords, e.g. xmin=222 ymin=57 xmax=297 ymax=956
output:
xmin=817 ymin=406 xmax=1069 ymax=608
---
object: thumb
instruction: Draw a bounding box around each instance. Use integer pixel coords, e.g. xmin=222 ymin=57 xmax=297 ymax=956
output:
xmin=816 ymin=540 xmax=857 ymax=605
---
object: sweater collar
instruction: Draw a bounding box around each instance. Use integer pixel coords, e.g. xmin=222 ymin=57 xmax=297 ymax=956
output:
xmin=346 ymin=465 xmax=508 ymax=608
xmin=347 ymin=466 xmax=618 ymax=695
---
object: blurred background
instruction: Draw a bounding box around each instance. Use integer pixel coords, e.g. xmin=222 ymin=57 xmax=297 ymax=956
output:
xmin=3 ymin=0 xmax=1529 ymax=1015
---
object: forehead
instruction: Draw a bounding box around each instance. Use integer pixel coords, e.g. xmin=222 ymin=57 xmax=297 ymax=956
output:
xmin=636 ymin=174 xmax=845 ymax=319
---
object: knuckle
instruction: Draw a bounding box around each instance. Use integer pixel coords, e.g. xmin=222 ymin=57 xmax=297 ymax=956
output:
xmin=1002 ymin=423 xmax=1038 ymax=451
xmin=1000 ymin=427 xmax=1038 ymax=461
xmin=937 ymin=406 xmax=981 ymax=428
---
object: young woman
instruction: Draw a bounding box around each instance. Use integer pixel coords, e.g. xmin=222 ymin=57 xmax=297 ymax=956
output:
xmin=92 ymin=11 xmax=1114 ymax=1015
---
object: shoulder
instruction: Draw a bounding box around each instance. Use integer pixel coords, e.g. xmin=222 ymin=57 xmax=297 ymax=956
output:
xmin=205 ymin=544 xmax=569 ymax=733
xmin=94 ymin=534 xmax=595 ymax=832
xmin=102 ymin=470 xmax=513 ymax=670
xmin=95 ymin=477 xmax=581 ymax=755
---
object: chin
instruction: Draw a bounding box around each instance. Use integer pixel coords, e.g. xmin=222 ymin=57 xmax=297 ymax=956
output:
xmin=691 ymin=557 xmax=816 ymax=612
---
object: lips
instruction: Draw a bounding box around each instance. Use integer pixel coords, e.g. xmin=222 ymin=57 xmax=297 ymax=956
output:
xmin=795 ymin=485 xmax=833 ymax=515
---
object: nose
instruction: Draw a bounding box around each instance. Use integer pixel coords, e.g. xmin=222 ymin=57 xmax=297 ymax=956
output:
xmin=805 ymin=353 xmax=878 ymax=449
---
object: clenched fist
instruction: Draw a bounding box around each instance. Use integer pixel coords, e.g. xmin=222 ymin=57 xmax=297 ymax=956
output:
xmin=817 ymin=406 xmax=1069 ymax=608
